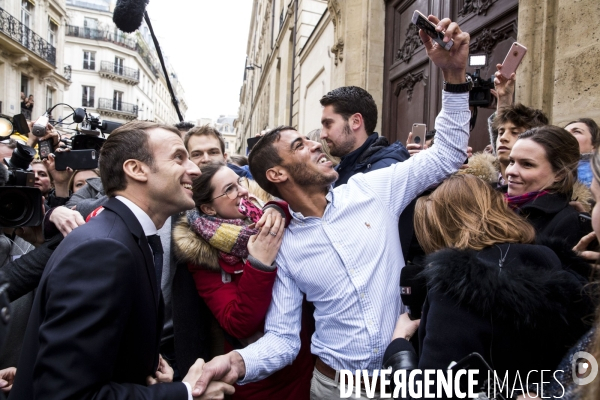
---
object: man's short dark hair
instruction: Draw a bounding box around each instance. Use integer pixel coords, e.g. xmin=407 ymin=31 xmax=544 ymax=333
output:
xmin=248 ymin=126 xmax=295 ymax=199
xmin=174 ymin=121 xmax=195 ymax=133
xmin=492 ymin=104 xmax=549 ymax=132
xmin=319 ymin=86 xmax=378 ymax=135
xmin=184 ymin=125 xmax=226 ymax=154
xmin=99 ymin=120 xmax=180 ymax=197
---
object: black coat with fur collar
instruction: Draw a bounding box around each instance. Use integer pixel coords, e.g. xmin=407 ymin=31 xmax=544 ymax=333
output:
xmin=515 ymin=193 xmax=592 ymax=248
xmin=384 ymin=243 xmax=592 ymax=396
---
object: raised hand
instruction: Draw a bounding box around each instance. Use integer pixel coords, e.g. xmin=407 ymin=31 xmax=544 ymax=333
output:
xmin=418 ymin=16 xmax=469 ymax=83
xmin=406 ymin=131 xmax=428 ymax=157
xmin=493 ymin=63 xmax=516 ymax=110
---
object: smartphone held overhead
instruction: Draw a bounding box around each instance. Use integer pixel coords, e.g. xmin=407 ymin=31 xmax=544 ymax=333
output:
xmin=411 ymin=10 xmax=453 ymax=51
xmin=500 ymin=42 xmax=527 ymax=79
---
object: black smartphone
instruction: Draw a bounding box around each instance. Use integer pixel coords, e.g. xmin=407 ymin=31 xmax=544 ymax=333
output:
xmin=411 ymin=10 xmax=454 ymax=51
xmin=38 ymin=139 xmax=54 ymax=160
xmin=55 ymin=150 xmax=98 ymax=171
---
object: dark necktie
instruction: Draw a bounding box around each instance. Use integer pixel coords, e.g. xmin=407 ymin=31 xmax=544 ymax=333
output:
xmin=146 ymin=234 xmax=163 ymax=293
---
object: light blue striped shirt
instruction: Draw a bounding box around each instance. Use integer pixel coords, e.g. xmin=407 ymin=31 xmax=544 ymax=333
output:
xmin=237 ymin=92 xmax=470 ymax=382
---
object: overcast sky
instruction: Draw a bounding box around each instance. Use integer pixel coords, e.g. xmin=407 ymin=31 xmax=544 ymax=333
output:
xmin=145 ymin=0 xmax=253 ymax=122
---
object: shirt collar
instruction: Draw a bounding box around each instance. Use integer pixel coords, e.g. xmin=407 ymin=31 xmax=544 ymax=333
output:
xmin=289 ymin=188 xmax=335 ymax=222
xmin=115 ymin=195 xmax=158 ymax=236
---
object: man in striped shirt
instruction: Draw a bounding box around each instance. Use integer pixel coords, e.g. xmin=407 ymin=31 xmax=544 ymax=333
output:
xmin=193 ymin=15 xmax=472 ymax=400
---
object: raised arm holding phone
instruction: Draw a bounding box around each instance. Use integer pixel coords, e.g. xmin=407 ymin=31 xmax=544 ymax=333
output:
xmin=191 ymin=14 xmax=471 ymax=400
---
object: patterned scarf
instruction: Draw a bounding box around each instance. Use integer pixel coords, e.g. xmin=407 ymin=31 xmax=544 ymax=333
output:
xmin=186 ymin=209 xmax=259 ymax=265
xmin=504 ymin=190 xmax=549 ymax=210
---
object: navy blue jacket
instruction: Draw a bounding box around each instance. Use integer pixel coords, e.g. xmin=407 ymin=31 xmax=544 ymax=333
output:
xmin=12 ymin=198 xmax=189 ymax=399
xmin=334 ymin=133 xmax=409 ymax=187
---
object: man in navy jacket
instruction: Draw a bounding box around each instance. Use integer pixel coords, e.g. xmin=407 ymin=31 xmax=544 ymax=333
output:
xmin=319 ymin=86 xmax=410 ymax=187
xmin=11 ymin=122 xmax=233 ymax=399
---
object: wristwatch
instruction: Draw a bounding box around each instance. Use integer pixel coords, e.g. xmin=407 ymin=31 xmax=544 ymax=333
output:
xmin=443 ymin=75 xmax=473 ymax=93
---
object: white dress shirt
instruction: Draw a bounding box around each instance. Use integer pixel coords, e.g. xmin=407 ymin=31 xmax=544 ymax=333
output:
xmin=114 ymin=196 xmax=192 ymax=399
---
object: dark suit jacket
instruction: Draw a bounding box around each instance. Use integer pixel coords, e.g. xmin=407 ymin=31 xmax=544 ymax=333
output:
xmin=11 ymin=198 xmax=188 ymax=399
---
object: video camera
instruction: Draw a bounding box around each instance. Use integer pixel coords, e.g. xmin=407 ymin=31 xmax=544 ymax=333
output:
xmin=53 ymin=107 xmax=121 ymax=153
xmin=45 ymin=105 xmax=122 ymax=170
xmin=0 ymin=142 xmax=43 ymax=228
xmin=467 ymin=54 xmax=495 ymax=130
xmin=467 ymin=54 xmax=495 ymax=108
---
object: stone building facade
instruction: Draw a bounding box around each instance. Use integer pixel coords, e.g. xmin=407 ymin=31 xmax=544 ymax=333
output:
xmin=0 ymin=0 xmax=71 ymax=121
xmin=63 ymin=0 xmax=187 ymax=126
xmin=237 ymin=0 xmax=600 ymax=153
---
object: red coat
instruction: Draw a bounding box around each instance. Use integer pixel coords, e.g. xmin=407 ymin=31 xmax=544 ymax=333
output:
xmin=188 ymin=259 xmax=314 ymax=400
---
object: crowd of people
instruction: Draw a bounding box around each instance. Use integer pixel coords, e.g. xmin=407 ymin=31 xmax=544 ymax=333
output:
xmin=0 ymin=14 xmax=599 ymax=400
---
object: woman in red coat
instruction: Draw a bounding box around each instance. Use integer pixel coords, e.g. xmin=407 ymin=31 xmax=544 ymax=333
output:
xmin=173 ymin=162 xmax=313 ymax=400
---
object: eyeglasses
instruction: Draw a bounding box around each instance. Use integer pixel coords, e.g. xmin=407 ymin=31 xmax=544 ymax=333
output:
xmin=209 ymin=176 xmax=247 ymax=202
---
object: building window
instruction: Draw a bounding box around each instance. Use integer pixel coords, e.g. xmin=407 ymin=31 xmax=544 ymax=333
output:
xmin=48 ymin=18 xmax=58 ymax=46
xmin=46 ymin=87 xmax=54 ymax=111
xmin=21 ymin=75 xmax=29 ymax=98
xmin=83 ymin=17 xmax=97 ymax=38
xmin=21 ymin=0 xmax=33 ymax=47
xmin=113 ymin=91 xmax=123 ymax=111
xmin=21 ymin=0 xmax=32 ymax=27
xmin=82 ymin=86 xmax=95 ymax=108
xmin=83 ymin=51 xmax=95 ymax=70
xmin=114 ymin=57 xmax=124 ymax=75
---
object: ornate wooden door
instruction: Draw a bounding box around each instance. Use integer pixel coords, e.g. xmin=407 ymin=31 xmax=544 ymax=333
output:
xmin=383 ymin=0 xmax=519 ymax=151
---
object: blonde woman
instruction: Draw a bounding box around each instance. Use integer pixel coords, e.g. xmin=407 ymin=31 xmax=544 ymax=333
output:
xmin=384 ymin=174 xmax=592 ymax=397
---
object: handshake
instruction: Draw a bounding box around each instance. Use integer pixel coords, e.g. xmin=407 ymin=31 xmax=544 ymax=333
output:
xmin=152 ymin=352 xmax=245 ymax=399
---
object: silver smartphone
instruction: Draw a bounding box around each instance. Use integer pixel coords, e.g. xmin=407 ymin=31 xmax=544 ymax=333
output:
xmin=411 ymin=10 xmax=454 ymax=51
xmin=412 ymin=123 xmax=427 ymax=146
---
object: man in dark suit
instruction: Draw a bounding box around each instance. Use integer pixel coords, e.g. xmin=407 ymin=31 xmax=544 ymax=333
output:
xmin=11 ymin=121 xmax=234 ymax=399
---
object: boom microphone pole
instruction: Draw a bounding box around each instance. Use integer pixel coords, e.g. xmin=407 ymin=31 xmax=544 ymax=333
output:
xmin=113 ymin=0 xmax=184 ymax=122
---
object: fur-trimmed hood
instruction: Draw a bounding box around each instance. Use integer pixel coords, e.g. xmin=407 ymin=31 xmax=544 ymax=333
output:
xmin=172 ymin=215 xmax=220 ymax=271
xmin=421 ymin=243 xmax=589 ymax=329
xmin=457 ymin=152 xmax=499 ymax=184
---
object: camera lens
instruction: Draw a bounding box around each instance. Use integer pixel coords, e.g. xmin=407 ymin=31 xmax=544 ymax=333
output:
xmin=0 ymin=188 xmax=33 ymax=226
xmin=6 ymin=143 xmax=35 ymax=170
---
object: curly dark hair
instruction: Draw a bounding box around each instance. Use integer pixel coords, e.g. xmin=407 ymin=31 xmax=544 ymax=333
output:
xmin=493 ymin=103 xmax=549 ymax=132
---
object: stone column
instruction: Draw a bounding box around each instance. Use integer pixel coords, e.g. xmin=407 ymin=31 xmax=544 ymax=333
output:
xmin=516 ymin=0 xmax=600 ymax=125
xmin=329 ymin=0 xmax=385 ymax=133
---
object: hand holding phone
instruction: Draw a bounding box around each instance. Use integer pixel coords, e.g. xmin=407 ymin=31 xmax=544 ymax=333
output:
xmin=407 ymin=123 xmax=427 ymax=157
xmin=412 ymin=11 xmax=453 ymax=51
xmin=238 ymin=198 xmax=263 ymax=223
xmin=55 ymin=149 xmax=98 ymax=171
xmin=500 ymin=42 xmax=527 ymax=79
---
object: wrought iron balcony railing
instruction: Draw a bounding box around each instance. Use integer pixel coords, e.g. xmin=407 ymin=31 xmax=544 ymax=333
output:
xmin=100 ymin=61 xmax=139 ymax=82
xmin=0 ymin=7 xmax=56 ymax=65
xmin=66 ymin=25 xmax=159 ymax=77
xmin=97 ymin=98 xmax=138 ymax=117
